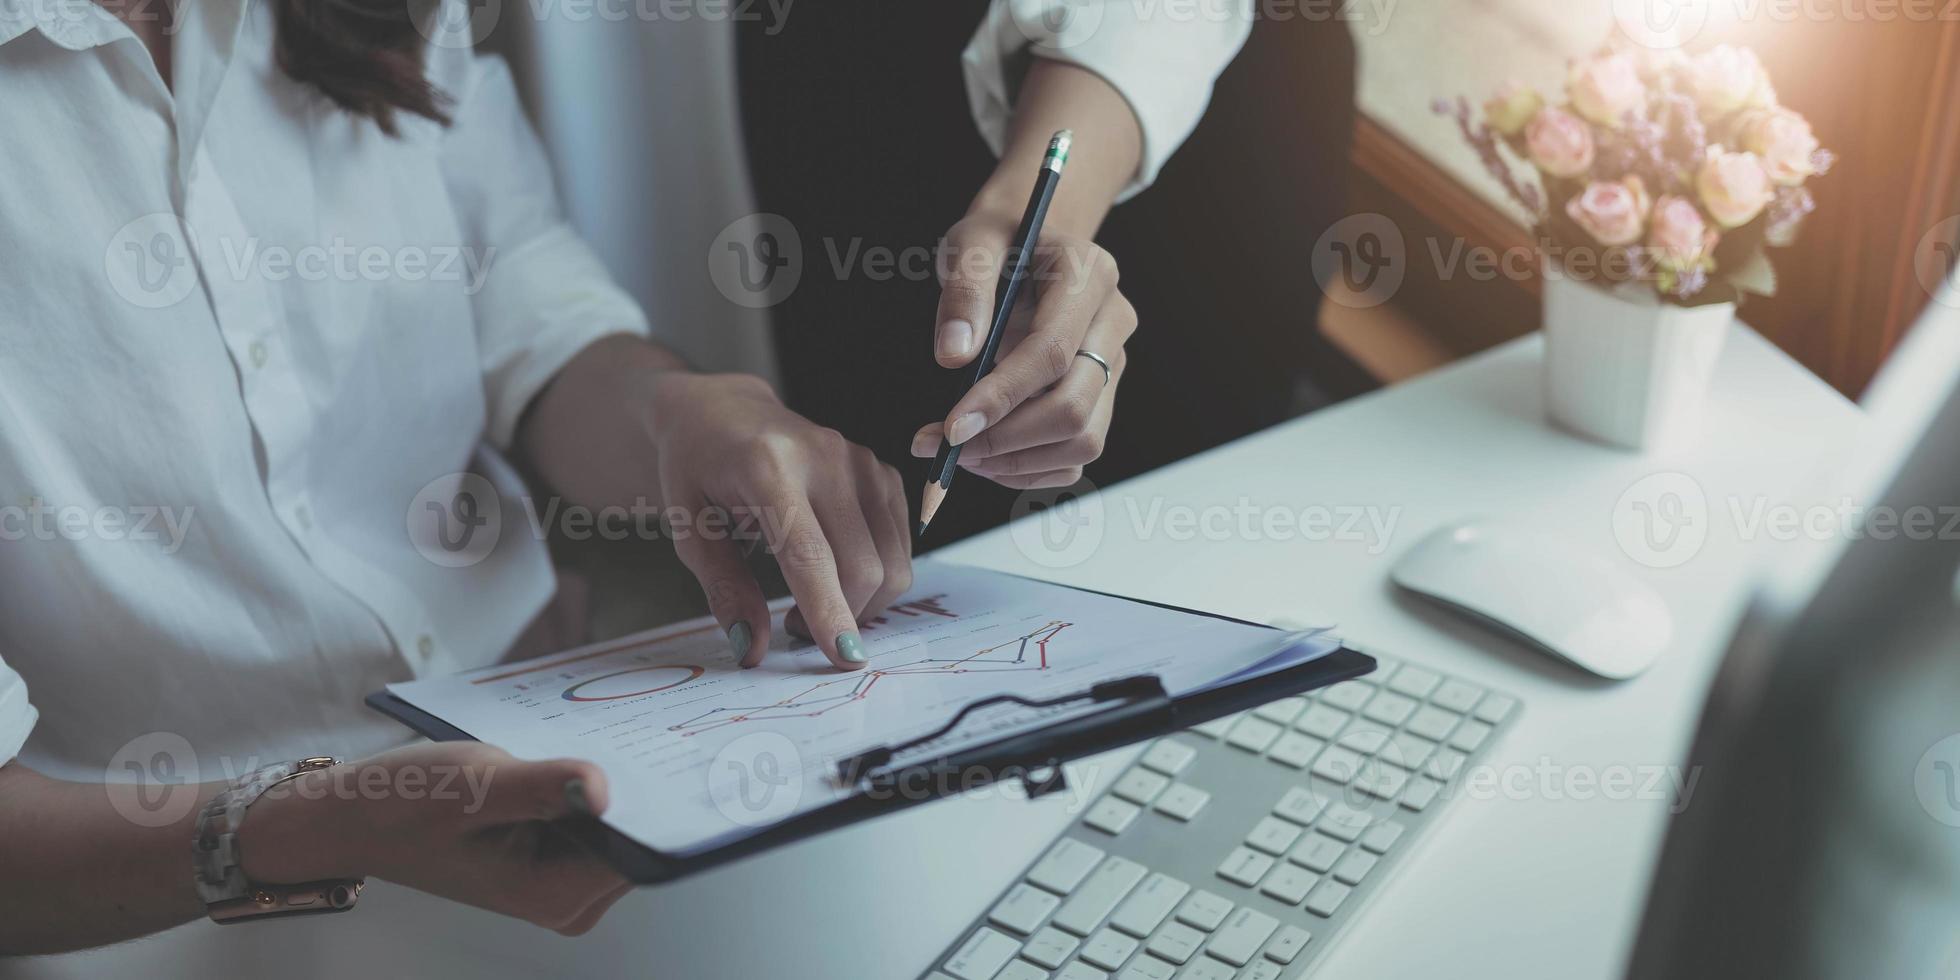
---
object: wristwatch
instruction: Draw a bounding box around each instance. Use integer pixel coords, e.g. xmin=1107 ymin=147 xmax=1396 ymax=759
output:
xmin=192 ymin=756 xmax=365 ymax=924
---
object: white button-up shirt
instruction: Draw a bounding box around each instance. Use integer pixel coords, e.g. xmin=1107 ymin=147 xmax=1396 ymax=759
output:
xmin=0 ymin=0 xmax=649 ymax=778
xmin=0 ymin=0 xmax=1250 ymax=783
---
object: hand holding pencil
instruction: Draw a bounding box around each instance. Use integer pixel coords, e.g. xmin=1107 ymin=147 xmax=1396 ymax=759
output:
xmin=913 ymin=130 xmax=1138 ymax=533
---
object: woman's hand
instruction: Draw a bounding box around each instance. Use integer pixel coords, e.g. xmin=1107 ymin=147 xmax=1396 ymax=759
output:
xmin=238 ymin=742 xmax=628 ymax=936
xmin=649 ymin=372 xmax=912 ymax=669
xmin=912 ymin=208 xmax=1136 ymax=490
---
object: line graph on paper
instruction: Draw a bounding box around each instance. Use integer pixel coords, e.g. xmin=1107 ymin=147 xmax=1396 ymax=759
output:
xmin=667 ymin=620 xmax=1070 ymax=737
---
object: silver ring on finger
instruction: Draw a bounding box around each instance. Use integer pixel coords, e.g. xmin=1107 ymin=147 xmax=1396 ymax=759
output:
xmin=1074 ymin=349 xmax=1113 ymax=387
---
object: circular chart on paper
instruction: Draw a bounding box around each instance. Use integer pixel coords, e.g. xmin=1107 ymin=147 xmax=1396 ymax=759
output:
xmin=561 ymin=664 xmax=706 ymax=703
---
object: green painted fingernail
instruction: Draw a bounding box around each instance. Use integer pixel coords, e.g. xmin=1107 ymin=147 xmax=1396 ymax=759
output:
xmin=837 ymin=632 xmax=866 ymax=664
xmin=565 ymin=779 xmax=593 ymax=816
xmin=727 ymin=621 xmax=752 ymax=660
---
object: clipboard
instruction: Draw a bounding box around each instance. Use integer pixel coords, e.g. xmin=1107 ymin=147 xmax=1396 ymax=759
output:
xmin=365 ymin=585 xmax=1375 ymax=885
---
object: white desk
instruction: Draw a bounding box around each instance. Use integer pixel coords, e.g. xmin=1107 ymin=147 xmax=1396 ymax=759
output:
xmin=33 ymin=327 xmax=1861 ymax=980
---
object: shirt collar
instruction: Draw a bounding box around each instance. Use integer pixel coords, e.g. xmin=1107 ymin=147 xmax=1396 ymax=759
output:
xmin=0 ymin=0 xmax=130 ymax=51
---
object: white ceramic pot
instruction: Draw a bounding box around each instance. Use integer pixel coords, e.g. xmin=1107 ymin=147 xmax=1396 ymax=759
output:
xmin=1542 ymin=276 xmax=1735 ymax=452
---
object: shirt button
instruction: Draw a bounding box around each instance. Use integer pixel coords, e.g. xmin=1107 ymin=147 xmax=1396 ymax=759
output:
xmin=417 ymin=635 xmax=435 ymax=658
xmin=249 ymin=341 xmax=269 ymax=369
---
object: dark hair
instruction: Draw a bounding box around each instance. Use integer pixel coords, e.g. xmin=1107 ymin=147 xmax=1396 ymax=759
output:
xmin=272 ymin=0 xmax=452 ymax=136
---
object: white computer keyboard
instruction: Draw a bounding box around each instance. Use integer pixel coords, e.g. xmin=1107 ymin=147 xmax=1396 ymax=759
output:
xmin=921 ymin=651 xmax=1520 ymax=980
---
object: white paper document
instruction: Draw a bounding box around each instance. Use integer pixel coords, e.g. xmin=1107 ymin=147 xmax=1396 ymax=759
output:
xmin=386 ymin=560 xmax=1339 ymax=855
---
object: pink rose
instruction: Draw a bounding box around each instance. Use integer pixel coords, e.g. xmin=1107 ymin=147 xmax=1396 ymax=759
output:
xmin=1697 ymin=148 xmax=1775 ymax=228
xmin=1742 ymin=108 xmax=1821 ymax=186
xmin=1484 ymin=80 xmax=1545 ymax=136
xmin=1690 ymin=45 xmax=1774 ymax=116
xmin=1647 ymin=195 xmax=1719 ymax=269
xmin=1568 ymin=54 xmax=1647 ymax=129
xmin=1566 ymin=176 xmax=1651 ymax=247
xmin=1526 ymin=107 xmax=1596 ymax=180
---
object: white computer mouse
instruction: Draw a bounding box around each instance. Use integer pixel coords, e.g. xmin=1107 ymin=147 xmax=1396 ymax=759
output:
xmin=1390 ymin=522 xmax=1672 ymax=680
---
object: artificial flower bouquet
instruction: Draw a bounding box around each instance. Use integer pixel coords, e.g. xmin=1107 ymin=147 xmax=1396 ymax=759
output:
xmin=1438 ymin=39 xmax=1834 ymax=306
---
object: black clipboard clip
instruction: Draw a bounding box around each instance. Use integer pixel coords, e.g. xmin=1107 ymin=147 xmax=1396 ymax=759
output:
xmin=834 ymin=674 xmax=1173 ymax=799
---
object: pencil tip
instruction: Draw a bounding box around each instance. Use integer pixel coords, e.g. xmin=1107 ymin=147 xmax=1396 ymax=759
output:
xmin=915 ymin=521 xmax=929 ymax=539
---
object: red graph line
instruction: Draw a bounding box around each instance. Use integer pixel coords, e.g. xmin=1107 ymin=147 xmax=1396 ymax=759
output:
xmin=668 ymin=621 xmax=1070 ymax=737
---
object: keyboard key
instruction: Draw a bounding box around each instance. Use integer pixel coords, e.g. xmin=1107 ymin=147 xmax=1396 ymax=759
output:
xmin=929 ymin=973 xmax=956 ymax=980
xmin=1310 ymin=745 xmax=1367 ymax=785
xmin=1352 ymin=760 xmax=1411 ymax=801
xmin=1252 ymin=697 xmax=1307 ymax=726
xmin=989 ymin=883 xmax=1063 ymax=935
xmin=1405 ymin=704 xmax=1460 ymax=742
xmin=1331 ymin=720 xmax=1393 ymax=756
xmin=1244 ymin=816 xmax=1302 ymax=856
xmin=1080 ymin=928 xmax=1139 ymax=971
xmin=1140 ymin=739 xmax=1198 ymax=776
xmin=1430 ymin=678 xmax=1485 ymax=714
xmin=1425 ymin=748 xmax=1468 ymax=782
xmin=945 ymin=928 xmax=1021 ymax=980
xmin=1154 ymin=784 xmax=1211 ymax=822
xmin=1084 ymin=797 xmax=1142 ymax=836
xmin=1318 ymin=681 xmax=1371 ymax=712
xmin=1111 ymin=768 xmax=1171 ymax=806
xmin=1272 ymin=787 xmax=1326 ymax=825
xmin=1052 ymin=857 xmax=1148 ymax=936
xmin=1057 ymin=965 xmax=1108 ymax=980
xmin=1362 ymin=690 xmax=1418 ymax=727
xmin=1331 ymin=849 xmax=1379 ymax=885
xmin=1265 ymin=732 xmax=1323 ymax=769
xmin=1449 ymin=720 xmax=1493 ymax=752
xmin=1401 ymin=776 xmax=1443 ymax=812
xmin=1115 ymin=958 xmax=1174 ymax=980
xmin=1205 ymin=908 xmax=1280 ymax=966
xmin=1189 ymin=714 xmax=1236 ymax=739
xmin=1225 ymin=716 xmax=1284 ymax=754
xmin=1144 ymin=922 xmax=1206 ymax=965
xmin=1242 ymin=962 xmax=1283 ymax=980
xmin=1386 ymin=664 xmax=1440 ymax=699
xmin=1173 ymin=891 xmax=1234 ymax=931
xmin=1286 ymin=833 xmax=1346 ymax=873
xmin=1022 ymin=927 xmax=1079 ymax=969
xmin=1304 ymin=879 xmax=1354 ymax=918
xmin=1294 ymin=704 xmax=1349 ymax=740
xmin=1264 ymin=925 xmax=1313 ymax=965
xmin=1473 ymin=693 xmax=1517 ymax=724
xmin=1382 ymin=730 xmax=1437 ymax=770
xmin=1358 ymin=821 xmax=1405 ymax=854
xmin=995 ymin=962 xmax=1048 ymax=980
xmin=1028 ymin=838 xmax=1105 ymax=895
xmin=1317 ymin=801 xmax=1373 ymax=841
xmin=1257 ymin=862 xmax=1317 ymax=905
xmin=1174 ymin=959 xmax=1233 ymax=980
xmin=1109 ymin=873 xmax=1190 ymax=938
xmin=1215 ymin=846 xmax=1275 ymax=888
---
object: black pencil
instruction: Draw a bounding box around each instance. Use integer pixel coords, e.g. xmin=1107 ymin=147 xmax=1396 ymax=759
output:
xmin=918 ymin=129 xmax=1072 ymax=537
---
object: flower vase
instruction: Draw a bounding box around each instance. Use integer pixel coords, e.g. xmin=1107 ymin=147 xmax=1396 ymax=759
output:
xmin=1542 ymin=276 xmax=1735 ymax=452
